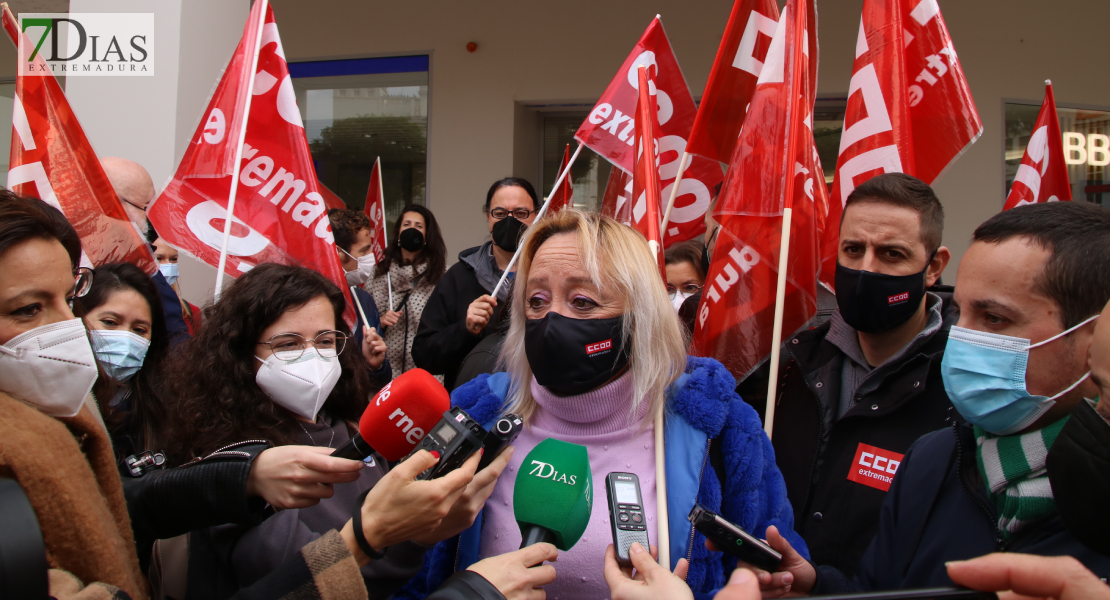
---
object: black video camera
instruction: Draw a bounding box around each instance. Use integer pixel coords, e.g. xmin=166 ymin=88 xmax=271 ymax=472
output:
xmin=407 ymin=408 xmax=524 ymax=480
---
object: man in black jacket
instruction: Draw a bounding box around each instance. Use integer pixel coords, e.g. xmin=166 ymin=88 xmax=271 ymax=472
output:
xmin=750 ymin=201 xmax=1110 ymax=594
xmin=412 ymin=178 xmax=540 ymax=389
xmin=738 ymin=173 xmax=955 ymax=575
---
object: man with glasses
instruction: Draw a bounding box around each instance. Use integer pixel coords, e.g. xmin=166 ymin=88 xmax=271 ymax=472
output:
xmin=737 ymin=173 xmax=958 ymax=576
xmin=413 ymin=177 xmax=540 ymax=390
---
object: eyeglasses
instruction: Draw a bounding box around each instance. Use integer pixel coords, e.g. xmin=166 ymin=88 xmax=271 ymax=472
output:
xmin=69 ymin=267 xmax=93 ymax=301
xmin=667 ymin=284 xmax=703 ymax=300
xmin=256 ymin=331 xmax=348 ymax=362
xmin=486 ymin=207 xmax=536 ymax=220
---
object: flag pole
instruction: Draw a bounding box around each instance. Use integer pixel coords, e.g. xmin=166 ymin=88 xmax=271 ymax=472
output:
xmin=376 ymin=157 xmax=395 ymax=311
xmin=350 ymin=286 xmax=372 ymax=331
xmin=490 ymin=142 xmax=583 ymax=298
xmin=658 ymin=151 xmax=691 ymax=246
xmin=213 ymin=0 xmax=269 ymax=302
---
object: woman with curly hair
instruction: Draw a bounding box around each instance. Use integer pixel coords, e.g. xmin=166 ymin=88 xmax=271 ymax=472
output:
xmin=162 ymin=263 xmax=499 ymax=599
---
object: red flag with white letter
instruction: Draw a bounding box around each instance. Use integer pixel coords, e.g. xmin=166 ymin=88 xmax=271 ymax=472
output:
xmin=574 ymin=17 xmax=722 ymax=245
xmin=630 ymin=68 xmax=666 ymax=281
xmin=819 ymin=0 xmax=981 ymax=287
xmin=546 ymin=145 xmax=575 ymax=213
xmin=2 ymin=6 xmax=156 ymax=274
xmin=148 ymin=3 xmax=351 ymax=321
xmin=686 ymin=0 xmax=780 ymax=164
xmin=691 ymin=0 xmax=828 ymax=382
xmin=1004 ymin=82 xmax=1070 ymax=210
xmin=363 ymin=157 xmax=387 ymax=263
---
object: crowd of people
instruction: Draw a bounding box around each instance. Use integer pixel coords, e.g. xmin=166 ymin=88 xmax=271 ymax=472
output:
xmin=0 ymin=159 xmax=1107 ymax=600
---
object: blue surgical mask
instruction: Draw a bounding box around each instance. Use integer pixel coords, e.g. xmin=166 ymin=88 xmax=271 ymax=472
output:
xmin=159 ymin=262 xmax=179 ymax=286
xmin=941 ymin=314 xmax=1099 ymax=435
xmin=91 ymin=330 xmax=151 ymax=382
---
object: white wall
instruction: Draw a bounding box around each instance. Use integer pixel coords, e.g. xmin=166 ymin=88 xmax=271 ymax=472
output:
xmin=272 ymin=0 xmax=1110 ymax=279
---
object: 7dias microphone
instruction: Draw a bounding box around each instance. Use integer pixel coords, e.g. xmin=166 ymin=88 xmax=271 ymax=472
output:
xmin=331 ymin=368 xmax=450 ymax=462
xmin=513 ymin=438 xmax=593 ymax=550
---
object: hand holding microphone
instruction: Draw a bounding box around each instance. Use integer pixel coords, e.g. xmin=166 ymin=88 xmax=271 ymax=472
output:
xmin=412 ymin=445 xmax=515 ymax=545
xmin=246 ymin=445 xmax=364 ymax=510
xmin=466 ymin=543 xmax=559 ymax=600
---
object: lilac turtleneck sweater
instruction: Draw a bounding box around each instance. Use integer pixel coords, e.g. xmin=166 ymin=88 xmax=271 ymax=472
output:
xmin=478 ymin=372 xmax=657 ymax=600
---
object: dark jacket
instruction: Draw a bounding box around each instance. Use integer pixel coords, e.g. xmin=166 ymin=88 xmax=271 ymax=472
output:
xmin=813 ymin=422 xmax=1110 ymax=593
xmin=151 ymin=270 xmax=190 ymax=347
xmin=412 ymin=245 xmax=508 ymax=390
xmin=352 ymin=286 xmax=393 ymax=391
xmin=738 ymin=290 xmax=960 ymax=576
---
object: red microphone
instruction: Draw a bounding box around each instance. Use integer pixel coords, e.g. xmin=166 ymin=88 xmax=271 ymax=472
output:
xmin=331 ymin=368 xmax=450 ymax=461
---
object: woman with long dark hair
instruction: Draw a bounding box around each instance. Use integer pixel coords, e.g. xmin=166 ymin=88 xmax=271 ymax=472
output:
xmin=371 ymin=204 xmax=446 ymax=379
xmin=74 ymin=262 xmax=170 ymax=458
xmin=162 ymin=263 xmax=500 ymax=599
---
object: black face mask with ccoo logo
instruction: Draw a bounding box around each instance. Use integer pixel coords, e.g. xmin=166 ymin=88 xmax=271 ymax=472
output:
xmin=525 ymin=312 xmax=629 ymax=397
xmin=834 ymin=258 xmax=931 ymax=334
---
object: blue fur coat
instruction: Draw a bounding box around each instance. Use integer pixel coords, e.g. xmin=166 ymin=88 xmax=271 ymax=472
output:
xmin=397 ymin=356 xmax=807 ymax=599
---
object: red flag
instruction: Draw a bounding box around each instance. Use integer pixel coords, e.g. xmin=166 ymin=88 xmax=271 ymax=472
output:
xmin=600 ymin=167 xmax=633 ymax=225
xmin=574 ymin=17 xmax=722 ymax=245
xmin=2 ymin=8 xmax=156 ymax=274
xmin=317 ymin=181 xmax=346 ymax=210
xmin=1004 ymin=82 xmax=1071 ymax=210
xmin=819 ymin=0 xmax=982 ymax=287
xmin=686 ymin=0 xmax=780 ymax=164
xmin=148 ymin=3 xmax=353 ymax=322
xmin=691 ymin=0 xmax=828 ymax=382
xmin=362 ymin=157 xmax=388 ymax=263
xmin=546 ymin=145 xmax=575 ymax=213
xmin=630 ymin=67 xmax=666 ymax=281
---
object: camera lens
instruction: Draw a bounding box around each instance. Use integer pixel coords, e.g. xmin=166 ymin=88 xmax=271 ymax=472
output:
xmin=496 ymin=419 xmax=512 ymax=434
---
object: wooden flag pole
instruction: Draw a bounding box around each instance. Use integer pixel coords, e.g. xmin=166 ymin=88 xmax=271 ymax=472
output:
xmin=658 ymin=151 xmax=691 ymax=244
xmin=214 ymin=0 xmax=269 ymax=302
xmin=350 ymin=286 xmax=373 ymax=331
xmin=375 ymin=157 xmax=394 ymax=311
xmin=654 ymin=406 xmax=670 ymax=569
xmin=490 ymin=142 xmax=584 ymax=298
xmin=763 ymin=207 xmax=793 ymax=437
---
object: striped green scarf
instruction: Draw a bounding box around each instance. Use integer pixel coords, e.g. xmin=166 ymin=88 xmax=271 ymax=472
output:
xmin=974 ymin=417 xmax=1069 ymax=541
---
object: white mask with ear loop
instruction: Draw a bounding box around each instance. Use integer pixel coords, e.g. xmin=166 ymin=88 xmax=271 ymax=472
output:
xmin=255 ymin=349 xmax=341 ymax=422
xmin=0 ymin=318 xmax=99 ymax=417
xmin=340 ymin=247 xmax=375 ymax=287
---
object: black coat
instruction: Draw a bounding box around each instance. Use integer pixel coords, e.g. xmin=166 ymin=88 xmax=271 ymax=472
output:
xmin=738 ymin=292 xmax=960 ymax=576
xmin=813 ymin=422 xmax=1110 ymax=592
xmin=411 ymin=247 xmax=507 ymax=390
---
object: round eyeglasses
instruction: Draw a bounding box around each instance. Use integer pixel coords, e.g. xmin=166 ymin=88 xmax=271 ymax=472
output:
xmin=667 ymin=284 xmax=703 ymax=300
xmin=256 ymin=331 xmax=348 ymax=362
xmin=487 ymin=207 xmax=537 ymax=220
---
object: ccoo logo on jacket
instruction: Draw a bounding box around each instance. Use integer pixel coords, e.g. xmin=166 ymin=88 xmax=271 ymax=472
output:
xmin=847 ymin=442 xmax=905 ymax=492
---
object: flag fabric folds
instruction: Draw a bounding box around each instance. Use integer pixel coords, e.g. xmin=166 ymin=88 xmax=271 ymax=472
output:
xmin=1004 ymin=82 xmax=1071 ymax=210
xmin=600 ymin=167 xmax=633 ymax=225
xmin=686 ymin=0 xmax=781 ymax=164
xmin=819 ymin=0 xmax=981 ymax=287
xmin=630 ymin=67 xmax=667 ymax=282
xmin=546 ymin=145 xmax=575 ymax=213
xmin=148 ymin=3 xmax=351 ymax=321
xmin=574 ymin=17 xmax=722 ymax=246
xmin=691 ymin=0 xmax=828 ymax=382
xmin=363 ymin=157 xmax=388 ymax=263
xmin=3 ymin=7 xmax=156 ymax=274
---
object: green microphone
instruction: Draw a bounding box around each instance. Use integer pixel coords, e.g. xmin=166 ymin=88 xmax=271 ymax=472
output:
xmin=513 ymin=438 xmax=593 ymax=551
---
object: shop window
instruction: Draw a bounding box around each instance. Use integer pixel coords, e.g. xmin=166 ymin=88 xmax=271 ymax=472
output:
xmin=290 ymin=56 xmax=428 ymax=230
xmin=1005 ymin=101 xmax=1110 ymax=206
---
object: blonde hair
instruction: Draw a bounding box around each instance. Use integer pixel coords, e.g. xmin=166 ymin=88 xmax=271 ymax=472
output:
xmin=499 ymin=210 xmax=688 ymax=424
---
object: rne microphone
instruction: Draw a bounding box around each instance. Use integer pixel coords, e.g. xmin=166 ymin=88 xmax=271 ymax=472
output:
xmin=513 ymin=438 xmax=593 ymax=551
xmin=330 ymin=368 xmax=450 ymax=462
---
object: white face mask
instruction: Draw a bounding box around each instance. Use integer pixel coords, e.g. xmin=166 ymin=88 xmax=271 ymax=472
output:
xmin=340 ymin=247 xmax=375 ymax=287
xmin=672 ymin=291 xmax=694 ymax=313
xmin=159 ymin=262 xmax=179 ymax=286
xmin=0 ymin=318 xmax=99 ymax=417
xmin=255 ymin=348 xmax=341 ymax=422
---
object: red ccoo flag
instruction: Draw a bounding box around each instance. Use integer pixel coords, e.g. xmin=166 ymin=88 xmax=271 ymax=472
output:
xmin=691 ymin=0 xmax=827 ymax=385
xmin=147 ymin=2 xmax=354 ymax=323
xmin=819 ymin=0 xmax=982 ymax=288
xmin=630 ymin=67 xmax=666 ymax=281
xmin=546 ymin=145 xmax=575 ymax=213
xmin=686 ymin=0 xmax=780 ymax=164
xmin=600 ymin=167 xmax=633 ymax=225
xmin=317 ymin=181 xmax=346 ymax=210
xmin=363 ymin=157 xmax=388 ymax=263
xmin=2 ymin=6 xmax=156 ymax=274
xmin=1004 ymin=82 xmax=1071 ymax=210
xmin=574 ymin=17 xmax=722 ymax=245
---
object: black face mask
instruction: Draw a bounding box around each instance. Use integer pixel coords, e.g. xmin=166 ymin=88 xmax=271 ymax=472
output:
xmin=525 ymin=312 xmax=629 ymax=396
xmin=492 ymin=216 xmax=528 ymax=252
xmin=399 ymin=227 xmax=425 ymax=252
xmin=834 ymin=260 xmax=929 ymax=333
xmin=1047 ymin=399 xmax=1110 ymax=555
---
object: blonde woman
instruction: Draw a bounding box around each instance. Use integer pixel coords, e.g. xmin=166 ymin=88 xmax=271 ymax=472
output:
xmin=402 ymin=211 xmax=807 ymax=599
